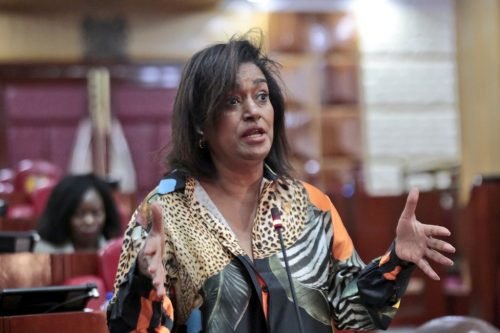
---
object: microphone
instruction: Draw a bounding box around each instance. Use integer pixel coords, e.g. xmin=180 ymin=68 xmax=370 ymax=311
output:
xmin=44 ymin=285 xmax=100 ymax=314
xmin=271 ymin=207 xmax=305 ymax=333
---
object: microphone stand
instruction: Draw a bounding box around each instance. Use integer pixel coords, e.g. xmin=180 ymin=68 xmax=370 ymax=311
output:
xmin=271 ymin=207 xmax=305 ymax=333
xmin=44 ymin=287 xmax=99 ymax=313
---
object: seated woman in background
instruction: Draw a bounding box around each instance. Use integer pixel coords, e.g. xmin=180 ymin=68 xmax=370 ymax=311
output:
xmin=34 ymin=173 xmax=122 ymax=253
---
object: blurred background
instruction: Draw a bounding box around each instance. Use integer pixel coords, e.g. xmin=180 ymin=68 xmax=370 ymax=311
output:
xmin=0 ymin=0 xmax=498 ymax=330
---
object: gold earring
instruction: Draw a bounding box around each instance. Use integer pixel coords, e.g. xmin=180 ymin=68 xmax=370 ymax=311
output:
xmin=198 ymin=138 xmax=206 ymax=149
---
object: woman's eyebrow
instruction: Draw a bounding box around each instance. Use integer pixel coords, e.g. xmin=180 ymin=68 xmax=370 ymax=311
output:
xmin=234 ymin=77 xmax=268 ymax=89
xmin=253 ymin=78 xmax=267 ymax=85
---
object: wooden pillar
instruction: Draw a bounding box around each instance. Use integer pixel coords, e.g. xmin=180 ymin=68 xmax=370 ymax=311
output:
xmin=456 ymin=1 xmax=500 ymax=324
xmin=456 ymin=0 xmax=500 ymax=203
xmin=87 ymin=68 xmax=112 ymax=178
xmin=0 ymin=86 xmax=7 ymax=167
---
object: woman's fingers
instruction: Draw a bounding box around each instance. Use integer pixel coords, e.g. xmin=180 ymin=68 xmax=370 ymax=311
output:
xmin=150 ymin=203 xmax=164 ymax=234
xmin=416 ymin=232 xmax=455 ymax=280
xmin=400 ymin=188 xmax=419 ymax=221
xmin=425 ymin=247 xmax=454 ymax=266
xmin=426 ymin=236 xmax=456 ymax=253
xmin=143 ymin=240 xmax=166 ymax=296
xmin=417 ymin=258 xmax=440 ymax=281
xmin=423 ymin=224 xmax=451 ymax=237
xmin=143 ymin=237 xmax=158 ymax=256
xmin=152 ymin=264 xmax=166 ymax=297
xmin=137 ymin=202 xmax=166 ymax=296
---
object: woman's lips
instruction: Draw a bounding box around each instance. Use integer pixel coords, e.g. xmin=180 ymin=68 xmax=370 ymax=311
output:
xmin=242 ymin=127 xmax=264 ymax=138
xmin=79 ymin=229 xmax=99 ymax=237
xmin=241 ymin=127 xmax=264 ymax=143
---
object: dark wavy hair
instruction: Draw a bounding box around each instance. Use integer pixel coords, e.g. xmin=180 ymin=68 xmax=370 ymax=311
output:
xmin=37 ymin=173 xmax=121 ymax=245
xmin=166 ymin=32 xmax=292 ymax=179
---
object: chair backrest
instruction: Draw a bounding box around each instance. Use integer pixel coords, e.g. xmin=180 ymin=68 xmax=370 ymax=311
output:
xmin=31 ymin=183 xmax=56 ymax=218
xmin=14 ymin=159 xmax=61 ymax=203
xmin=4 ymin=160 xmax=61 ymax=222
xmin=0 ymin=168 xmax=15 ymax=183
xmin=98 ymin=237 xmax=124 ymax=292
xmin=0 ymin=168 xmax=16 ymax=208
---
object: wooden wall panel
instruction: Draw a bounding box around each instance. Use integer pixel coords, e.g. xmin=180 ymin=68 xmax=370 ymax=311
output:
xmin=3 ymin=82 xmax=86 ymax=171
xmin=0 ymin=64 xmax=179 ymax=204
xmin=465 ymin=177 xmax=500 ymax=326
xmin=112 ymin=84 xmax=175 ymax=199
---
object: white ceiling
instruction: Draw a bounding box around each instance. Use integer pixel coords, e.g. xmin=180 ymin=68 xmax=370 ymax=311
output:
xmin=0 ymin=0 xmax=221 ymax=12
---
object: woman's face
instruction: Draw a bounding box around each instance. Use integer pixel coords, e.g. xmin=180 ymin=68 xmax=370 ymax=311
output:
xmin=205 ymin=62 xmax=274 ymax=169
xmin=70 ymin=187 xmax=106 ymax=250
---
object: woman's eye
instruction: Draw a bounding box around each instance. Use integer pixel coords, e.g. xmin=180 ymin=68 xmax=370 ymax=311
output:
xmin=74 ymin=210 xmax=104 ymax=219
xmin=257 ymin=92 xmax=269 ymax=102
xmin=226 ymin=96 xmax=240 ymax=105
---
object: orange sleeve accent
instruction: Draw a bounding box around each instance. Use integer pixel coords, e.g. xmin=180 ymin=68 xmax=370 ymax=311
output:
xmin=136 ymin=294 xmax=154 ymax=331
xmin=379 ymin=251 xmax=391 ymax=266
xmin=383 ymin=266 xmax=402 ymax=281
xmin=162 ymin=295 xmax=174 ymax=322
xmin=302 ymin=182 xmax=354 ymax=261
xmin=136 ymin=290 xmax=173 ymax=333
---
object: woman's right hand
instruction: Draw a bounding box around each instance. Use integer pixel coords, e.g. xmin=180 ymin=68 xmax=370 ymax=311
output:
xmin=138 ymin=203 xmax=166 ymax=297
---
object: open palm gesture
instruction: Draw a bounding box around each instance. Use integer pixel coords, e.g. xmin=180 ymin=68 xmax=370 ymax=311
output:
xmin=395 ymin=188 xmax=455 ymax=280
xmin=138 ymin=203 xmax=167 ymax=297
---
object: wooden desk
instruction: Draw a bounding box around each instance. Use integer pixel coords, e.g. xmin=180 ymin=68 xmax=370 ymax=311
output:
xmin=0 ymin=252 xmax=99 ymax=289
xmin=0 ymin=311 xmax=108 ymax=333
xmin=50 ymin=253 xmax=99 ymax=285
xmin=0 ymin=253 xmax=51 ymax=288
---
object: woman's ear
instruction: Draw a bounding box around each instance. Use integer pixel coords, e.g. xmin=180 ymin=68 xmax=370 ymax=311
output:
xmin=196 ymin=126 xmax=207 ymax=150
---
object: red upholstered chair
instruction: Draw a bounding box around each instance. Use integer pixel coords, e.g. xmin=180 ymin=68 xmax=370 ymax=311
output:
xmin=31 ymin=183 xmax=56 ymax=218
xmin=14 ymin=159 xmax=62 ymax=203
xmin=0 ymin=168 xmax=15 ymax=200
xmin=5 ymin=160 xmax=62 ymax=222
xmin=98 ymin=237 xmax=124 ymax=292
xmin=0 ymin=168 xmax=15 ymax=214
xmin=5 ymin=203 xmax=35 ymax=221
xmin=0 ymin=168 xmax=15 ymax=182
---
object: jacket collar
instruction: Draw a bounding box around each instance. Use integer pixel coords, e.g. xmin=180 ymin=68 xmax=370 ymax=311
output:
xmin=157 ymin=164 xmax=278 ymax=195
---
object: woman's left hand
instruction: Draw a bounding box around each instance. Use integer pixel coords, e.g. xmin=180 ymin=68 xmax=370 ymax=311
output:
xmin=138 ymin=203 xmax=166 ymax=297
xmin=395 ymin=188 xmax=455 ymax=280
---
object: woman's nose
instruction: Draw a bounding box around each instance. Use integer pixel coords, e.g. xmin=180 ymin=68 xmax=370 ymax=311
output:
xmin=82 ymin=213 xmax=96 ymax=225
xmin=243 ymin=99 xmax=261 ymax=120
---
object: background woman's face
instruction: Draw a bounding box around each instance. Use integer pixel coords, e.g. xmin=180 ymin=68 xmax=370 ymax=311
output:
xmin=205 ymin=62 xmax=274 ymax=168
xmin=70 ymin=187 xmax=106 ymax=250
